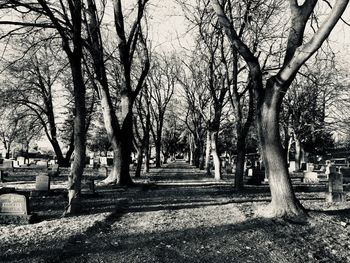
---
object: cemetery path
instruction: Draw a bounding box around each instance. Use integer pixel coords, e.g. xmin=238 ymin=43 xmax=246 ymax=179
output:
xmin=1 ymin=161 xmax=350 ymax=262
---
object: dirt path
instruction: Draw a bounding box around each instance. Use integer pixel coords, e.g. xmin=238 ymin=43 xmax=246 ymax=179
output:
xmin=1 ymin=161 xmax=350 ymax=262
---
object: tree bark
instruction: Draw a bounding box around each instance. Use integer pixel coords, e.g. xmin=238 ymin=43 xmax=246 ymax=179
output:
xmin=211 ymin=130 xmax=222 ymax=180
xmin=235 ymin=137 xmax=246 ymax=191
xmin=257 ymin=82 xmax=305 ymax=218
xmin=67 ymin=58 xmax=86 ymax=215
xmin=135 ymin=144 xmax=143 ymax=178
xmin=295 ymin=137 xmax=302 ymax=171
xmin=205 ymin=131 xmax=211 ymax=175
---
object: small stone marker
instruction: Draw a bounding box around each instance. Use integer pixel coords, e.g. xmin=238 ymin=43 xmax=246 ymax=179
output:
xmin=306 ymin=163 xmax=314 ymax=172
xmin=107 ymin=158 xmax=113 ymax=166
xmin=226 ymin=163 xmax=232 ymax=174
xmin=327 ymin=169 xmax=344 ymax=202
xmin=303 ymin=171 xmax=319 ymax=183
xmin=35 ymin=175 xmax=50 ymax=191
xmin=247 ymin=168 xmax=253 ymax=177
xmin=0 ymin=193 xmax=35 ymax=224
xmin=17 ymin=156 xmax=25 ymax=166
xmin=340 ymin=167 xmax=350 ymax=184
xmin=288 ymin=161 xmax=296 ymax=173
xmin=100 ymin=157 xmax=107 ymax=166
xmin=48 ymin=164 xmax=59 ymax=177
xmin=81 ymin=179 xmax=95 ymax=195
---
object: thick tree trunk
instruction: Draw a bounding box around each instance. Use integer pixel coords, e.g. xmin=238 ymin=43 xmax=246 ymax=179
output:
xmin=257 ymin=83 xmax=305 ymax=218
xmin=234 ymin=138 xmax=246 ymax=191
xmin=102 ymin=110 xmax=134 ymax=186
xmin=210 ymin=131 xmax=222 ymax=180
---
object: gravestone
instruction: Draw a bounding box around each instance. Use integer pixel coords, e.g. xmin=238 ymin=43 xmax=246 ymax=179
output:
xmin=48 ymin=164 xmax=59 ymax=177
xmin=247 ymin=168 xmax=253 ymax=177
xmin=0 ymin=193 xmax=35 ymax=224
xmin=288 ymin=161 xmax=296 ymax=173
xmin=36 ymin=160 xmax=48 ymax=168
xmin=13 ymin=160 xmax=20 ymax=168
xmin=81 ymin=179 xmax=95 ymax=195
xmin=1 ymin=159 xmax=14 ymax=172
xmin=303 ymin=171 xmax=319 ymax=183
xmin=35 ymin=175 xmax=50 ymax=191
xmin=226 ymin=163 xmax=232 ymax=174
xmin=87 ymin=158 xmax=95 ymax=168
xmin=327 ymin=170 xmax=344 ymax=202
xmin=100 ymin=157 xmax=107 ymax=166
xmin=340 ymin=167 xmax=350 ymax=184
xmin=306 ymin=163 xmax=314 ymax=172
xmin=17 ymin=156 xmax=25 ymax=166
xmin=107 ymin=158 xmax=113 ymax=166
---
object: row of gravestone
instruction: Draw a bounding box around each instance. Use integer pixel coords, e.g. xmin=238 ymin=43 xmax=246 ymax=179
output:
xmin=0 ymin=176 xmax=96 ymax=224
xmin=245 ymin=166 xmax=348 ymax=203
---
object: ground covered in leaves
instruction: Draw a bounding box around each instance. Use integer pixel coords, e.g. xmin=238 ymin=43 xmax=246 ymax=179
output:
xmin=1 ymin=161 xmax=350 ymax=262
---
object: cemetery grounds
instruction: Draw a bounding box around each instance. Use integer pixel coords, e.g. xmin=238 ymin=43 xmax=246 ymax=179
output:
xmin=1 ymin=161 xmax=350 ymax=262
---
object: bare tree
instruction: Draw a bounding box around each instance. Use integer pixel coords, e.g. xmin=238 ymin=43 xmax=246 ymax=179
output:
xmin=85 ymin=0 xmax=150 ymax=185
xmin=149 ymin=54 xmax=178 ymax=167
xmin=0 ymin=0 xmax=88 ymax=214
xmin=211 ymin=0 xmax=349 ymax=218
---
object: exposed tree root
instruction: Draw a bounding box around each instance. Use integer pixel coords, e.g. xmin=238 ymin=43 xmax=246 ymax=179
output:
xmin=255 ymin=202 xmax=309 ymax=224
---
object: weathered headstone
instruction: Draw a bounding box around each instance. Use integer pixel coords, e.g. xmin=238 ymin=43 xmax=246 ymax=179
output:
xmin=0 ymin=193 xmax=35 ymax=224
xmin=17 ymin=156 xmax=25 ymax=166
xmin=100 ymin=157 xmax=107 ymax=166
xmin=247 ymin=168 xmax=253 ymax=177
xmin=306 ymin=163 xmax=314 ymax=172
xmin=81 ymin=179 xmax=95 ymax=195
xmin=303 ymin=171 xmax=319 ymax=183
xmin=226 ymin=163 xmax=232 ymax=174
xmin=340 ymin=167 xmax=350 ymax=184
xmin=107 ymin=158 xmax=113 ymax=166
xmin=327 ymin=170 xmax=344 ymax=202
xmin=48 ymin=164 xmax=59 ymax=177
xmin=13 ymin=160 xmax=20 ymax=168
xmin=288 ymin=161 xmax=296 ymax=173
xmin=35 ymin=175 xmax=50 ymax=191
xmin=1 ymin=159 xmax=14 ymax=172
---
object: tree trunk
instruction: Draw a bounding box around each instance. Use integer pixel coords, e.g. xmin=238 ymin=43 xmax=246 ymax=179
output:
xmin=143 ymin=137 xmax=150 ymax=173
xmin=155 ymin=130 xmax=162 ymax=168
xmin=257 ymin=83 xmax=305 ymax=218
xmin=295 ymin=137 xmax=302 ymax=171
xmin=102 ymin=110 xmax=134 ymax=186
xmin=135 ymin=144 xmax=143 ymax=178
xmin=210 ymin=131 xmax=222 ymax=180
xmin=67 ymin=61 xmax=86 ymax=215
xmin=235 ymin=138 xmax=246 ymax=191
xmin=205 ymin=131 xmax=211 ymax=175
